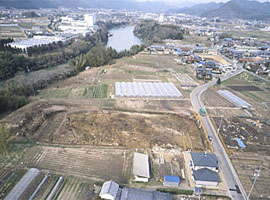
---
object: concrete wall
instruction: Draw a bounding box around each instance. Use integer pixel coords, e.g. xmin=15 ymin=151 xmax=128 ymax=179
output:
xmin=195 ymin=180 xmax=218 ymax=187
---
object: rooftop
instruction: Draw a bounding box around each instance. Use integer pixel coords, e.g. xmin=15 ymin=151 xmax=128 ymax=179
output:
xmin=100 ymin=180 xmax=120 ymax=199
xmin=164 ymin=175 xmax=180 ymax=183
xmin=133 ymin=152 xmax=150 ymax=178
xmin=191 ymin=152 xmax=218 ymax=168
xmin=121 ymin=187 xmax=172 ymax=200
xmin=193 ymin=168 xmax=221 ymax=182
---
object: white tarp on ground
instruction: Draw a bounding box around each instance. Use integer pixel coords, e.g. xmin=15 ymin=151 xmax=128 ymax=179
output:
xmin=115 ymin=82 xmax=183 ymax=98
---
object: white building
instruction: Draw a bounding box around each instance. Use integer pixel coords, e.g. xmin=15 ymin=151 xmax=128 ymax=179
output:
xmin=133 ymin=152 xmax=150 ymax=182
xmin=158 ymin=14 xmax=164 ymax=23
xmin=84 ymin=14 xmax=96 ymax=27
xmin=8 ymin=36 xmax=62 ymax=51
xmin=99 ymin=180 xmax=121 ymax=200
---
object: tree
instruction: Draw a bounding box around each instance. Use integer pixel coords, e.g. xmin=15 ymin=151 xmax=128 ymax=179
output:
xmin=74 ymin=54 xmax=86 ymax=72
xmin=0 ymin=125 xmax=12 ymax=155
xmin=217 ymin=78 xmax=221 ymax=85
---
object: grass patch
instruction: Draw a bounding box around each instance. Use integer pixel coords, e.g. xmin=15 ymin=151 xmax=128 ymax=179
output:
xmin=126 ymin=70 xmax=156 ymax=76
xmin=174 ymin=67 xmax=190 ymax=74
xmin=240 ymin=91 xmax=265 ymax=102
xmin=157 ymin=188 xmax=193 ymax=195
xmin=222 ymin=72 xmax=270 ymax=102
xmin=85 ymin=85 xmax=108 ymax=98
xmin=201 ymin=194 xmax=231 ymax=200
xmin=227 ymin=30 xmax=270 ymax=40
xmin=0 ymin=139 xmax=36 ymax=167
xmin=40 ymin=88 xmax=72 ymax=98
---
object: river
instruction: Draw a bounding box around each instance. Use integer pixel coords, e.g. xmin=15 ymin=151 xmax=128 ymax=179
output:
xmin=106 ymin=25 xmax=142 ymax=52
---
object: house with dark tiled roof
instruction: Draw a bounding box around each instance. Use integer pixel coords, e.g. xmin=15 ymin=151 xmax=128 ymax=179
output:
xmin=99 ymin=180 xmax=172 ymax=200
xmin=190 ymin=152 xmax=220 ymax=187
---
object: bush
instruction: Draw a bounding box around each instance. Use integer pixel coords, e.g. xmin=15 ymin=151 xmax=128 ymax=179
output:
xmin=157 ymin=188 xmax=193 ymax=195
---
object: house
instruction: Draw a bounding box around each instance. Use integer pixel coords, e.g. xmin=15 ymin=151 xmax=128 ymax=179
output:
xmin=193 ymin=168 xmax=221 ymax=187
xmin=99 ymin=180 xmax=121 ymax=200
xmin=196 ymin=67 xmax=212 ymax=80
xmin=133 ymin=152 xmax=150 ymax=182
xmin=121 ymin=187 xmax=172 ymax=200
xmin=163 ymin=175 xmax=180 ymax=187
xmin=100 ymin=181 xmax=172 ymax=200
xmin=208 ymin=49 xmax=217 ymax=55
xmin=190 ymin=152 xmax=220 ymax=187
xmin=190 ymin=152 xmax=218 ymax=172
xmin=148 ymin=45 xmax=164 ymax=54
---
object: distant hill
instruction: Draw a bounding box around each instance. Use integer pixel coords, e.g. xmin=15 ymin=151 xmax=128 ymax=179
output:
xmin=169 ymin=0 xmax=270 ymax=20
xmin=0 ymin=0 xmax=173 ymax=12
xmin=168 ymin=2 xmax=223 ymax=16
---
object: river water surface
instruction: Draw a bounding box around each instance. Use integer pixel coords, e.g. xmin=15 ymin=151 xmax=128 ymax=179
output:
xmin=106 ymin=25 xmax=142 ymax=52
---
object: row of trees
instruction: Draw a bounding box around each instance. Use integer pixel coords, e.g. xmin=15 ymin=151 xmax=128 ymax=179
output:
xmin=134 ymin=21 xmax=184 ymax=44
xmin=0 ymin=27 xmax=109 ymax=81
xmin=71 ymin=44 xmax=145 ymax=72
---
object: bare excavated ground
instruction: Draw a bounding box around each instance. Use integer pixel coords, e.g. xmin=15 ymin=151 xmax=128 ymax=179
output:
xmin=2 ymin=99 xmax=206 ymax=151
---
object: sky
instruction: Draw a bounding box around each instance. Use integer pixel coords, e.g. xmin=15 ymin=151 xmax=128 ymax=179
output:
xmin=136 ymin=0 xmax=270 ymax=3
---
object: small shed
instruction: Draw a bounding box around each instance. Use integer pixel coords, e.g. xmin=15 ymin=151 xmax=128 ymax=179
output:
xmin=163 ymin=175 xmax=180 ymax=187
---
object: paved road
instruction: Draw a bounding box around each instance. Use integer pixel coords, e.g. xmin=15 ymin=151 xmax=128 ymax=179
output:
xmin=190 ymin=66 xmax=247 ymax=200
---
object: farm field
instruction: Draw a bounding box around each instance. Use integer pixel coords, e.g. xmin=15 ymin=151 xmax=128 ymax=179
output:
xmin=202 ymin=72 xmax=270 ymax=118
xmin=23 ymin=145 xmax=132 ymax=184
xmin=0 ymin=26 xmax=25 ymax=39
xmin=0 ymin=52 xmax=216 ymax=199
xmin=202 ymin=71 xmax=270 ymax=199
xmin=0 ymin=169 xmax=26 ymax=199
xmin=227 ymin=30 xmax=270 ymax=41
xmin=231 ymin=152 xmax=270 ymax=199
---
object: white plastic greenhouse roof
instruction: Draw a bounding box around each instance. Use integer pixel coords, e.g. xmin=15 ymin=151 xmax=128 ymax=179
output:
xmin=217 ymin=90 xmax=251 ymax=109
xmin=115 ymin=82 xmax=183 ymax=98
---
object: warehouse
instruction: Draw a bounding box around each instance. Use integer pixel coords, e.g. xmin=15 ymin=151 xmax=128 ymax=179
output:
xmin=115 ymin=82 xmax=183 ymax=98
xmin=133 ymin=152 xmax=150 ymax=182
xmin=8 ymin=37 xmax=62 ymax=52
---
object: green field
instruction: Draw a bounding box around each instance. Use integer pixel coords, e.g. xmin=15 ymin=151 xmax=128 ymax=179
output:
xmin=227 ymin=31 xmax=270 ymax=40
xmin=126 ymin=70 xmax=156 ymax=76
xmin=223 ymin=72 xmax=270 ymax=102
xmin=40 ymin=88 xmax=72 ymax=98
xmin=83 ymin=84 xmax=108 ymax=98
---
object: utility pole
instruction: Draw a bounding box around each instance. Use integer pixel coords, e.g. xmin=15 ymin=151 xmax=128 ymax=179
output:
xmin=217 ymin=117 xmax=223 ymax=133
xmin=247 ymin=168 xmax=261 ymax=199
